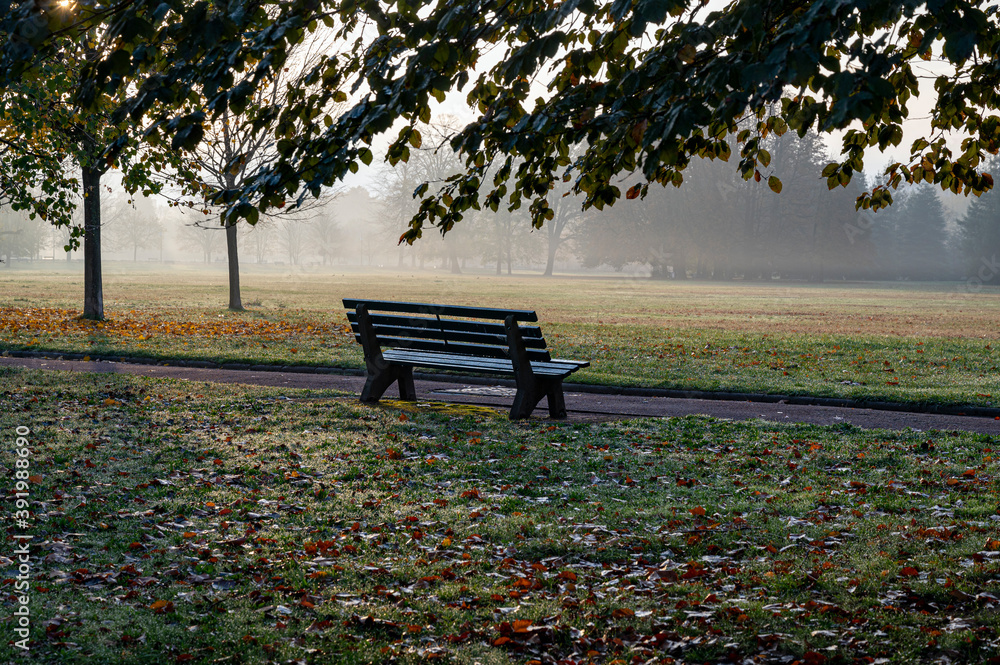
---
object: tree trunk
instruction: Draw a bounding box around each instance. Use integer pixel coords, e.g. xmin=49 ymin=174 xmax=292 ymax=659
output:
xmin=544 ymin=217 xmax=565 ymax=276
xmin=673 ymin=251 xmax=688 ymax=280
xmin=226 ymin=222 xmax=244 ymax=311
xmin=82 ymin=166 xmax=104 ymax=320
xmin=543 ymin=242 xmax=557 ymax=276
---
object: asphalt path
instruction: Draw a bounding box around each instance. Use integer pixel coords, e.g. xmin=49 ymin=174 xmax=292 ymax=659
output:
xmin=4 ymin=355 xmax=999 ymax=434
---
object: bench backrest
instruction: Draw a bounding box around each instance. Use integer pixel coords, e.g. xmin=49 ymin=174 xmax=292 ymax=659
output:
xmin=343 ymin=299 xmax=553 ymax=362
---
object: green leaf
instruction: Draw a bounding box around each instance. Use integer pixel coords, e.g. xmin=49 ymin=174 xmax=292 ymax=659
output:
xmin=768 ymin=175 xmax=782 ymax=194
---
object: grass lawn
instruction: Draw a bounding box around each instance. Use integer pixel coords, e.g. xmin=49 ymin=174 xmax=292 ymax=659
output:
xmin=1 ymin=367 xmax=998 ymax=663
xmin=1 ymin=265 xmax=1000 ymax=408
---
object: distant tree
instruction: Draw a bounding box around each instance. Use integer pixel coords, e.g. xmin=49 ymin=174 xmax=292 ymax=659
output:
xmin=277 ymin=218 xmax=309 ymax=266
xmin=576 ymin=187 xmax=685 ymax=277
xmin=242 ymin=222 xmax=274 ymax=265
xmin=170 ymin=29 xmax=341 ymax=309
xmin=576 ymin=128 xmax=877 ymax=280
xmin=899 ymin=186 xmax=950 ymax=280
xmin=475 ymin=205 xmax=541 ymax=275
xmin=541 ymin=180 xmax=586 ymax=276
xmin=374 ymin=157 xmax=423 ymax=268
xmin=754 ymin=130 xmax=878 ymax=280
xmin=867 ymin=184 xmax=951 ymax=281
xmin=310 ymin=212 xmax=340 ymax=265
xmin=375 ymin=120 xmax=474 ymax=272
xmin=0 ymin=204 xmax=48 ymax=263
xmin=105 ymin=192 xmax=164 ymax=262
xmin=957 ymin=156 xmax=1000 ymax=284
xmin=331 ymin=187 xmax=379 ymax=266
xmin=177 ymin=217 xmax=223 ymax=264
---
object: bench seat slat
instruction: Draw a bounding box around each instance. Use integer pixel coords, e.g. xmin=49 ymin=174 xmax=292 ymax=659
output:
xmin=355 ymin=335 xmax=552 ymax=361
xmin=382 ymin=349 xmax=580 ymax=378
xmin=549 ymin=358 xmax=590 ymax=369
xmin=343 ymin=298 xmax=538 ymax=322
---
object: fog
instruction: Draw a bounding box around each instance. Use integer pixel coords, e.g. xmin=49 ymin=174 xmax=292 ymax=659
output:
xmin=2 ymin=142 xmax=998 ymax=285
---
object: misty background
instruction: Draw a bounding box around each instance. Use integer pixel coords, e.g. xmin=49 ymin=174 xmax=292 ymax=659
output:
xmin=2 ymin=127 xmax=999 ymax=284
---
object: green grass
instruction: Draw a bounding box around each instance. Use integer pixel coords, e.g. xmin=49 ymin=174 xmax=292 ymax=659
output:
xmin=1 ymin=368 xmax=998 ymax=663
xmin=2 ymin=265 xmax=1000 ymax=407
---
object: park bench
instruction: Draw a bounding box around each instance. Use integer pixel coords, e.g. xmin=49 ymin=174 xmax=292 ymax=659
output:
xmin=343 ymin=299 xmax=589 ymax=420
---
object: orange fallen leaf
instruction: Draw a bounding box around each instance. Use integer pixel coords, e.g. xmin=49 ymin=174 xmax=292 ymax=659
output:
xmin=149 ymin=600 xmax=174 ymax=613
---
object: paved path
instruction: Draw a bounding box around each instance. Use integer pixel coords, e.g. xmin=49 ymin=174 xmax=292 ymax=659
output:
xmin=3 ymin=355 xmax=999 ymax=434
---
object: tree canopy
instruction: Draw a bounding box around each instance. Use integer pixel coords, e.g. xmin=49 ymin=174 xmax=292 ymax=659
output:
xmin=2 ymin=4 xmax=180 ymax=318
xmin=2 ymin=0 xmax=1000 ymax=242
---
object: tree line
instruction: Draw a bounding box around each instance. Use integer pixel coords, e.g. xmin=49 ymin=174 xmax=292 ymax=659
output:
xmin=4 ymin=144 xmax=989 ymax=286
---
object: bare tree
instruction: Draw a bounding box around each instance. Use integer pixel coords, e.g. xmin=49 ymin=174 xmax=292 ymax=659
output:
xmin=374 ymin=118 xmax=475 ymax=272
xmin=310 ymin=211 xmax=340 ymax=265
xmin=242 ymin=221 xmax=274 ymax=265
xmin=104 ymin=191 xmax=163 ymax=262
xmin=171 ymin=28 xmax=342 ymax=309
xmin=177 ymin=215 xmax=224 ymax=264
xmin=542 ymin=181 xmax=586 ymax=276
xmin=277 ymin=217 xmax=310 ymax=265
xmin=0 ymin=203 xmax=51 ymax=264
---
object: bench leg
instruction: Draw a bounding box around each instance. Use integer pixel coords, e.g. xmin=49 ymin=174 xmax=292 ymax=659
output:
xmin=511 ymin=377 xmax=565 ymax=420
xmin=397 ymin=366 xmax=416 ymax=401
xmin=510 ymin=383 xmax=544 ymax=420
xmin=546 ymin=378 xmax=567 ymax=419
xmin=361 ymin=362 xmax=415 ymax=403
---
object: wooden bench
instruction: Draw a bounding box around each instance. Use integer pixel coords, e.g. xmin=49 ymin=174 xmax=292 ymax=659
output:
xmin=343 ymin=299 xmax=589 ymax=420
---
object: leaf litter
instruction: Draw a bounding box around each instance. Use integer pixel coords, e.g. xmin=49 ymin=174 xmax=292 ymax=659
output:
xmin=0 ymin=367 xmax=998 ymax=663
